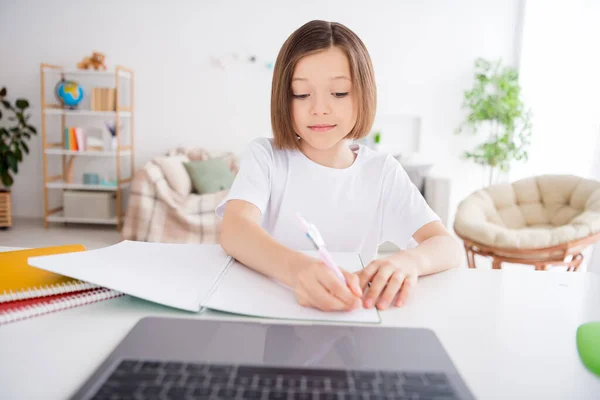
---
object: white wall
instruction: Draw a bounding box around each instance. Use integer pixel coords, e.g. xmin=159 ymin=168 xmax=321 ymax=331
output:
xmin=0 ymin=0 xmax=522 ymax=219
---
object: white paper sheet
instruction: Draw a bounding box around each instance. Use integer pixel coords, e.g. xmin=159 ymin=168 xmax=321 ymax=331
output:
xmin=28 ymin=241 xmax=230 ymax=312
xmin=29 ymin=243 xmax=380 ymax=323
xmin=204 ymin=252 xmax=381 ymax=323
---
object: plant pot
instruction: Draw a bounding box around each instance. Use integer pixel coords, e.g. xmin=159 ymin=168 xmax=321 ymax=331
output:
xmin=0 ymin=189 xmax=12 ymax=229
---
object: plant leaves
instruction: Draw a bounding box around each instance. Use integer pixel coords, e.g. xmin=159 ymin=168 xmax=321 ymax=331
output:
xmin=14 ymin=145 xmax=22 ymax=163
xmin=1 ymin=171 xmax=14 ymax=188
xmin=0 ymin=87 xmax=6 ymax=97
xmin=0 ymin=109 xmax=2 ymax=119
xmin=21 ymin=141 xmax=29 ymax=154
xmin=7 ymin=153 xmax=17 ymax=173
xmin=27 ymin=125 xmax=37 ymax=134
xmin=15 ymin=99 xmax=29 ymax=109
xmin=1 ymin=100 xmax=11 ymax=109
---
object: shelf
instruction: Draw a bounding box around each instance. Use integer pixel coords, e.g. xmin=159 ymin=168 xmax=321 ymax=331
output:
xmin=45 ymin=149 xmax=132 ymax=156
xmin=43 ymin=69 xmax=131 ymax=79
xmin=45 ymin=181 xmax=129 ymax=191
xmin=46 ymin=211 xmax=118 ymax=225
xmin=43 ymin=109 xmax=132 ymax=117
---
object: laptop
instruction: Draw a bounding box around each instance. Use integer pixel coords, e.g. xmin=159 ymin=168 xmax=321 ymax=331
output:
xmin=72 ymin=317 xmax=475 ymax=400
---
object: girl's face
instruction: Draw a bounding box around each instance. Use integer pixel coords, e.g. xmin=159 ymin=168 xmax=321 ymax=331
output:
xmin=291 ymin=46 xmax=357 ymax=151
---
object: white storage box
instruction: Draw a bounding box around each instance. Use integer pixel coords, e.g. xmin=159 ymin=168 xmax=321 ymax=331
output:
xmin=63 ymin=190 xmax=116 ymax=220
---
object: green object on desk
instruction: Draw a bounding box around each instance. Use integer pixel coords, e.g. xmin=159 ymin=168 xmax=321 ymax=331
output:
xmin=577 ymin=322 xmax=600 ymax=377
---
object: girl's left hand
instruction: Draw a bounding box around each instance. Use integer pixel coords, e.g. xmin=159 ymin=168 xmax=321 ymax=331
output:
xmin=356 ymin=253 xmax=421 ymax=310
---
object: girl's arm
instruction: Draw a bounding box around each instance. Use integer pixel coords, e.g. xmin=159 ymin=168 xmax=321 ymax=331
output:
xmin=220 ymin=199 xmax=311 ymax=288
xmin=389 ymin=221 xmax=463 ymax=276
xmin=219 ymin=200 xmax=363 ymax=310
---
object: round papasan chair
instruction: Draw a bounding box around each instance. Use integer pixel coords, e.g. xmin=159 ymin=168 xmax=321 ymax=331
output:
xmin=454 ymin=175 xmax=600 ymax=271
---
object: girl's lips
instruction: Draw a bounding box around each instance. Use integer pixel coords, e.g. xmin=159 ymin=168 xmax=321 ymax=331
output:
xmin=308 ymin=125 xmax=336 ymax=132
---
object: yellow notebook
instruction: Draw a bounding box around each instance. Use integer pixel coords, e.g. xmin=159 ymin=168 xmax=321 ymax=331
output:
xmin=0 ymin=245 xmax=98 ymax=303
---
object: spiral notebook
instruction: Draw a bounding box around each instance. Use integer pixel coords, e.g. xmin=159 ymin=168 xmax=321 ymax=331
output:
xmin=0 ymin=245 xmax=123 ymax=325
xmin=28 ymin=241 xmax=381 ymax=324
xmin=0 ymin=245 xmax=98 ymax=303
xmin=0 ymin=288 xmax=123 ymax=325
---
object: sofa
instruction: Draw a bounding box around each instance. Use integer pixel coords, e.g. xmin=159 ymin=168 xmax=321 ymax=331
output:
xmin=122 ymin=147 xmax=238 ymax=243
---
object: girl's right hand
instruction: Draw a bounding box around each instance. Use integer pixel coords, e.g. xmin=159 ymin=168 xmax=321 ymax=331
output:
xmin=293 ymin=259 xmax=364 ymax=312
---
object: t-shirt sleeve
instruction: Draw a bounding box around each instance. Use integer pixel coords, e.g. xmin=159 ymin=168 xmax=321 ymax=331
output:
xmin=380 ymin=157 xmax=441 ymax=249
xmin=215 ymin=138 xmax=272 ymax=219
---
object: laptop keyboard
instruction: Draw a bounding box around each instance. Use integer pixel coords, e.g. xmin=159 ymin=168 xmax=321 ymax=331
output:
xmin=89 ymin=359 xmax=460 ymax=400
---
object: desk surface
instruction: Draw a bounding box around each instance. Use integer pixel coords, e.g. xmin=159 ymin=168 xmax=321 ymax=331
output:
xmin=0 ymin=251 xmax=599 ymax=399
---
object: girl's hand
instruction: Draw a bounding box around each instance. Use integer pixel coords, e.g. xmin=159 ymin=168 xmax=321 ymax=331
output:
xmin=293 ymin=259 xmax=363 ymax=312
xmin=356 ymin=253 xmax=421 ymax=310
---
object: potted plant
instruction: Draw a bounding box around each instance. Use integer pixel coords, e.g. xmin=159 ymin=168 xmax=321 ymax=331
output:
xmin=455 ymin=58 xmax=532 ymax=186
xmin=371 ymin=130 xmax=382 ymax=152
xmin=0 ymin=87 xmax=38 ymax=228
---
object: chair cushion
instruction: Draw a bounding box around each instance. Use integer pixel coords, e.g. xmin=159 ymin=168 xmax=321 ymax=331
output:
xmin=184 ymin=158 xmax=236 ymax=194
xmin=454 ymin=175 xmax=600 ymax=249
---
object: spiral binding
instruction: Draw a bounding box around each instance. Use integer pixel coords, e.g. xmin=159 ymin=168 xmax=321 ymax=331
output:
xmin=0 ymin=288 xmax=123 ymax=325
xmin=0 ymin=281 xmax=99 ymax=303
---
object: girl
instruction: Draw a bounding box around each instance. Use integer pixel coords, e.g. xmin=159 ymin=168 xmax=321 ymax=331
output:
xmin=216 ymin=20 xmax=462 ymax=312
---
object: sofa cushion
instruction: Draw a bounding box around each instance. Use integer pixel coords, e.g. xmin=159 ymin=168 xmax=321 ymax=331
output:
xmin=152 ymin=155 xmax=192 ymax=198
xmin=184 ymin=158 xmax=235 ymax=194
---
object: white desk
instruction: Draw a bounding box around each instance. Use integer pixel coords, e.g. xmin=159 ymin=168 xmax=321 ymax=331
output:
xmin=1 ymin=259 xmax=599 ymax=399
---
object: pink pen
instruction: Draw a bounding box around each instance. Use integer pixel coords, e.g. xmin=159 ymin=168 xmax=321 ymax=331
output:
xmin=296 ymin=213 xmax=347 ymax=284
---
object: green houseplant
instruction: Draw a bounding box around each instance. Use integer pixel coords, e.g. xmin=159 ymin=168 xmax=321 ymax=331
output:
xmin=455 ymin=58 xmax=532 ymax=185
xmin=0 ymin=86 xmax=37 ymax=188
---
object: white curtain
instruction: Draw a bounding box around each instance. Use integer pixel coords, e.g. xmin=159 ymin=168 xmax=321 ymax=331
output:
xmin=512 ymin=0 xmax=600 ymax=181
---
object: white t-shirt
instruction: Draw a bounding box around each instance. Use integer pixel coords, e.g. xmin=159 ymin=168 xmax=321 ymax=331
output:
xmin=215 ymin=137 xmax=440 ymax=263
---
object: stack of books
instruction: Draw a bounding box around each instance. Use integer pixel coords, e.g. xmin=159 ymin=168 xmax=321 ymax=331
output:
xmin=0 ymin=245 xmax=122 ymax=325
xmin=64 ymin=126 xmax=86 ymax=151
xmin=91 ymin=87 xmax=116 ymax=111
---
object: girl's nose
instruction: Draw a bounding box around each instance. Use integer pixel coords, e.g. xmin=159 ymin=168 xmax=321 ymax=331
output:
xmin=310 ymin=94 xmax=331 ymax=116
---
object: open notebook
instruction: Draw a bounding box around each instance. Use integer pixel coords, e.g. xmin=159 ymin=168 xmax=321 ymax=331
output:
xmin=28 ymin=241 xmax=381 ymax=324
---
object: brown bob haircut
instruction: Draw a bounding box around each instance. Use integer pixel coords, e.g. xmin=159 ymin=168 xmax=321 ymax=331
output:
xmin=271 ymin=20 xmax=377 ymax=150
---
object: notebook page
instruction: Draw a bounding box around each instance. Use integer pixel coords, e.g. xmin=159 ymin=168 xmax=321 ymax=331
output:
xmin=203 ymin=252 xmax=381 ymax=323
xmin=28 ymin=241 xmax=230 ymax=312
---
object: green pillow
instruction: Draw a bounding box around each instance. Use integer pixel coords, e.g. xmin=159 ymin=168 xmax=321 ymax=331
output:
xmin=183 ymin=158 xmax=235 ymax=194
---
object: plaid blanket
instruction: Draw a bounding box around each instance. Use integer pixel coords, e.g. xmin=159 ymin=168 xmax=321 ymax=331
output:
xmin=122 ymin=148 xmax=238 ymax=243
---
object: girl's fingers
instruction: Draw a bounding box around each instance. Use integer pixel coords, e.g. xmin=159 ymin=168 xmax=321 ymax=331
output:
xmin=376 ymin=271 xmax=406 ymax=310
xmin=318 ymin=269 xmax=361 ymax=310
xmin=357 ymin=261 xmax=380 ymax=291
xmin=394 ymin=277 xmax=416 ymax=307
xmin=341 ymin=269 xmax=363 ymax=298
xmin=363 ymin=266 xmax=394 ymax=308
xmin=311 ymin=279 xmax=352 ymax=312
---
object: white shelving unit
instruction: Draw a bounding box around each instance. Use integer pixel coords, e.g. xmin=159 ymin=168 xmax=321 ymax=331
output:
xmin=46 ymin=211 xmax=118 ymax=225
xmin=45 ymin=180 xmax=130 ymax=191
xmin=44 ymin=149 xmax=132 ymax=157
xmin=40 ymin=63 xmax=134 ymax=230
xmin=43 ymin=109 xmax=132 ymax=117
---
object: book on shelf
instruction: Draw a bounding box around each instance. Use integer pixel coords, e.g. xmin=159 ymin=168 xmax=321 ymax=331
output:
xmin=64 ymin=127 xmax=86 ymax=151
xmin=91 ymin=87 xmax=116 ymax=112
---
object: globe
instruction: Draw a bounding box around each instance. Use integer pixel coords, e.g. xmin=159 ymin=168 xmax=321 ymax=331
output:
xmin=55 ymin=80 xmax=84 ymax=109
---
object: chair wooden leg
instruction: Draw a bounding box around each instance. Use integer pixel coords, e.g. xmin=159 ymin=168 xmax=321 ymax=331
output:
xmin=492 ymin=258 xmax=502 ymax=270
xmin=535 ymin=263 xmax=550 ymax=271
xmin=464 ymin=244 xmax=476 ymax=268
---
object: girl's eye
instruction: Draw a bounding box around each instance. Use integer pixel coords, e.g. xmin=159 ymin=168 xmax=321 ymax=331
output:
xmin=333 ymin=92 xmax=349 ymax=98
xmin=292 ymin=94 xmax=309 ymax=99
